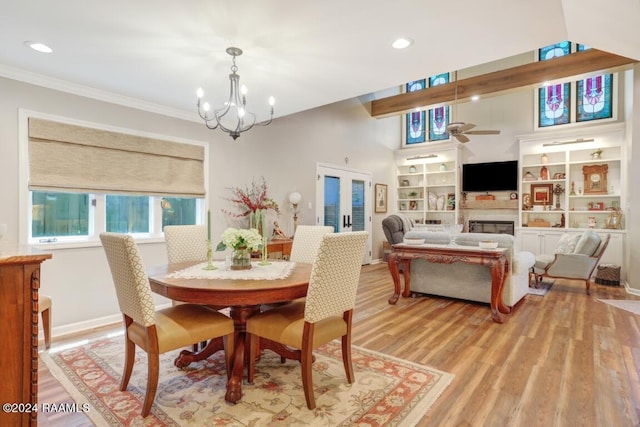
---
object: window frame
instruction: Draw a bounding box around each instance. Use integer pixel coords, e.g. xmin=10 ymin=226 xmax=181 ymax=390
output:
xmin=19 ymin=109 xmax=209 ymax=249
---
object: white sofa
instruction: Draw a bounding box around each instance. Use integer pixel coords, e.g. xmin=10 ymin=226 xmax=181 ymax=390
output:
xmin=402 ymin=230 xmax=535 ymax=306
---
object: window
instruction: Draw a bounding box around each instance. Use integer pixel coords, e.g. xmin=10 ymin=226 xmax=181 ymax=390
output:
xmin=428 ymin=73 xmax=450 ymax=141
xmin=23 ymin=114 xmax=207 ymax=245
xmin=405 ymin=79 xmax=427 ymax=144
xmin=404 ymin=74 xmax=451 ymax=145
xmin=537 ymin=41 xmax=614 ymax=128
xmin=32 ymin=192 xmax=89 ymax=239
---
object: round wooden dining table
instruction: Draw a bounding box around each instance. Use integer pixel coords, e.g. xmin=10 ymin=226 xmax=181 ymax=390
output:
xmin=147 ymin=261 xmax=312 ymax=404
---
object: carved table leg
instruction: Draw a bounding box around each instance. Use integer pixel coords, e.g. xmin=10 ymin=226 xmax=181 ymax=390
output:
xmin=225 ymin=305 xmax=261 ymax=403
xmin=489 ymin=257 xmax=510 ymax=323
xmin=174 ymin=337 xmax=225 ymax=368
xmin=401 ymin=258 xmax=411 ymax=297
xmin=388 ymin=252 xmax=402 ymax=304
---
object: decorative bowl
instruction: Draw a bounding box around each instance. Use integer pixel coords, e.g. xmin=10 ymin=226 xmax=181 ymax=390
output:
xmin=479 ymin=240 xmax=499 ymax=249
xmin=403 ymin=238 xmax=425 ymax=245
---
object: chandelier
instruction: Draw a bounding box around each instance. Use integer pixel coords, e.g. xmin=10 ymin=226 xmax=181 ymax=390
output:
xmin=196 ymin=47 xmax=275 ymax=140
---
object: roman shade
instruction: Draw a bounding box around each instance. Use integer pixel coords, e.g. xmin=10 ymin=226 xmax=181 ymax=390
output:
xmin=28 ymin=118 xmax=205 ymax=197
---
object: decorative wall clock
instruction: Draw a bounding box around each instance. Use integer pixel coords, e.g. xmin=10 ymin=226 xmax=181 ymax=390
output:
xmin=583 ymin=164 xmax=608 ymax=194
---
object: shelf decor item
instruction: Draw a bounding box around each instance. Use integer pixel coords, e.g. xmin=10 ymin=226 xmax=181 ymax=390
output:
xmin=541 ymin=153 xmax=548 ymax=164
xmin=531 ymin=183 xmax=553 ymax=206
xmin=582 ymin=164 xmax=608 ymax=194
xmin=590 ymin=149 xmax=603 ymax=159
xmin=540 ymin=165 xmax=549 ymax=180
xmin=552 ymin=184 xmax=565 ymax=210
xmin=409 ymin=165 xmax=417 ymax=173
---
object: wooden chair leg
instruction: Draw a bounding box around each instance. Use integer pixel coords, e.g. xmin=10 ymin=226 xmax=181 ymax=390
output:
xmin=342 ymin=312 xmax=354 ymax=383
xmin=120 ymin=334 xmax=135 ymax=391
xmin=301 ymin=343 xmax=315 ymax=409
xmin=41 ymin=306 xmax=51 ymax=350
xmin=142 ymin=351 xmax=160 ymax=418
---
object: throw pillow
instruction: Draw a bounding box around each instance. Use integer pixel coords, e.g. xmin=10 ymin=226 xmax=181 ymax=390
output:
xmin=574 ymin=230 xmax=601 ymax=256
xmin=554 ymin=233 xmax=581 ymax=254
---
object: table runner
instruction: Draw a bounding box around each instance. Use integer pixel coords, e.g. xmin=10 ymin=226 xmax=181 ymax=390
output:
xmin=166 ymin=260 xmax=296 ymax=280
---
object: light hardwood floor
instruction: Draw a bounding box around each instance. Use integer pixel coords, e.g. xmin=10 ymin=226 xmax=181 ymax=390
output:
xmin=38 ymin=263 xmax=640 ymax=426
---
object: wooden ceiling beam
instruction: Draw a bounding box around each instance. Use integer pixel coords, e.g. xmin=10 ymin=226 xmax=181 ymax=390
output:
xmin=370 ymin=49 xmax=638 ymax=118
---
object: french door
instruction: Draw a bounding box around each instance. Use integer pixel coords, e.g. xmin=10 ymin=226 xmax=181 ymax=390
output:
xmin=315 ymin=163 xmax=372 ymax=264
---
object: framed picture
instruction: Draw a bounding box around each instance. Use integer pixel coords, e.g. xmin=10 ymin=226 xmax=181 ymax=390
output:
xmin=446 ymin=193 xmax=455 ymax=210
xmin=531 ymin=183 xmax=553 ymax=205
xmin=375 ymin=183 xmax=387 ymax=213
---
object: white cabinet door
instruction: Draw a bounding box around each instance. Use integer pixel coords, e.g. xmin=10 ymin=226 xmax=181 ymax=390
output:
xmin=517 ymin=229 xmax=563 ymax=254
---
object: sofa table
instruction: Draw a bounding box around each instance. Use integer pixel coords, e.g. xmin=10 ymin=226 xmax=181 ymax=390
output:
xmin=387 ymin=243 xmax=511 ymax=323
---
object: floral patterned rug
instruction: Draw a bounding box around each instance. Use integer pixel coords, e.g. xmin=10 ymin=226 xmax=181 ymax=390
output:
xmin=41 ymin=335 xmax=453 ymax=426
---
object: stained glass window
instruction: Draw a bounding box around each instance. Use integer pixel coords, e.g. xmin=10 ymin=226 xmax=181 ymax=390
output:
xmin=539 ymin=41 xmax=571 ymax=61
xmin=576 ymin=44 xmax=613 ymax=122
xmin=428 ymin=73 xmax=450 ymax=141
xmin=539 ymin=83 xmax=571 ymax=127
xmin=405 ymin=79 xmax=426 ymax=144
xmin=538 ymin=41 xmax=571 ymax=127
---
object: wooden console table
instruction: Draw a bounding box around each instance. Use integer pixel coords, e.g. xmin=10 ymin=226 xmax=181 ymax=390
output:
xmin=252 ymin=239 xmax=293 ymax=260
xmin=387 ymin=243 xmax=510 ymax=323
xmin=0 ymin=246 xmax=52 ymax=426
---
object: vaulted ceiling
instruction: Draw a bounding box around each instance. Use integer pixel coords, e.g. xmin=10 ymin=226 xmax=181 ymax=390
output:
xmin=1 ymin=1 xmax=639 ymax=123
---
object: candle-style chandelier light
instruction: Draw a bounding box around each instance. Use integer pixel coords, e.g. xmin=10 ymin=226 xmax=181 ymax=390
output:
xmin=196 ymin=47 xmax=275 ymax=140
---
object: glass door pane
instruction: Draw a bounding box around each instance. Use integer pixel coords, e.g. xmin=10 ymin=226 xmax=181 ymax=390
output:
xmin=324 ymin=175 xmax=340 ymax=232
xmin=351 ymin=179 xmax=365 ymax=231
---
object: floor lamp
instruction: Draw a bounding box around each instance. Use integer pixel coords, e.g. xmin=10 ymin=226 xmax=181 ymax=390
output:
xmin=289 ymin=191 xmax=302 ymax=235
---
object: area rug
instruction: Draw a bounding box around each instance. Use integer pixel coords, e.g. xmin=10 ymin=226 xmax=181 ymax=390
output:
xmin=41 ymin=334 xmax=453 ymax=426
xmin=527 ymin=280 xmax=554 ymax=296
xmin=599 ymin=299 xmax=640 ymax=315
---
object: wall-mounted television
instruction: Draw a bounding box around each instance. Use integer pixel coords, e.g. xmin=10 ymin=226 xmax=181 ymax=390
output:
xmin=462 ymin=160 xmax=518 ymax=193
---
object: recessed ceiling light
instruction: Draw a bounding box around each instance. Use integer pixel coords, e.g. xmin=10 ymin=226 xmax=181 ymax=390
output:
xmin=25 ymin=41 xmax=53 ymax=53
xmin=392 ymin=38 xmax=413 ymax=49
xmin=471 ymin=95 xmax=480 ymax=101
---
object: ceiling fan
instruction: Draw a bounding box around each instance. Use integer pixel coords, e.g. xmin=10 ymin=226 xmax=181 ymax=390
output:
xmin=447 ymin=71 xmax=501 ymax=143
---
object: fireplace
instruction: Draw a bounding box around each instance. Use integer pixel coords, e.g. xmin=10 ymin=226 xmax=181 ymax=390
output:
xmin=468 ymin=220 xmax=514 ymax=235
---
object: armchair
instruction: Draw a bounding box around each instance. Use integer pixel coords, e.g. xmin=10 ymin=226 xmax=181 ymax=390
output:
xmin=531 ymin=230 xmax=610 ymax=292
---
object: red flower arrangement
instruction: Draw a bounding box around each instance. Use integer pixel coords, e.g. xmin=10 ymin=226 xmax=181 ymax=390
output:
xmin=222 ymin=177 xmax=280 ymax=218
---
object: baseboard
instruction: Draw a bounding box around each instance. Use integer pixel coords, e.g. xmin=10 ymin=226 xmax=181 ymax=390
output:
xmin=47 ymin=302 xmax=173 ymax=341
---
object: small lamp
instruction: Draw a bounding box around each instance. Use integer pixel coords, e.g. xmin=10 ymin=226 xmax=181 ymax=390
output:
xmin=289 ymin=191 xmax=302 ymax=234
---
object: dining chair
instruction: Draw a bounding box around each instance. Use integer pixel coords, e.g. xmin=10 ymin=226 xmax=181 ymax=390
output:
xmin=39 ymin=294 xmax=52 ymax=349
xmin=289 ymin=225 xmax=334 ymax=263
xmin=164 ymin=224 xmax=208 ymax=264
xmin=247 ymin=231 xmax=368 ymax=409
xmin=260 ymin=225 xmax=334 ymax=314
xmin=100 ymin=232 xmax=234 ymax=418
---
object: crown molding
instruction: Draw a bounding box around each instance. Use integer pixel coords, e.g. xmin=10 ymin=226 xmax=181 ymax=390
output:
xmin=371 ymin=49 xmax=638 ymax=118
xmin=0 ymin=64 xmax=198 ymax=122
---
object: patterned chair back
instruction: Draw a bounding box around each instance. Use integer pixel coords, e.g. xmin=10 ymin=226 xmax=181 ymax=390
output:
xmin=289 ymin=225 xmax=333 ymax=264
xmin=100 ymin=232 xmax=156 ymax=327
xmin=164 ymin=225 xmax=208 ymax=263
xmin=304 ymin=231 xmax=368 ymax=323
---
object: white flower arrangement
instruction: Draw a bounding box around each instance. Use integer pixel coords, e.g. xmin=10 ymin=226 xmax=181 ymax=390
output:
xmin=216 ymin=227 xmax=263 ymax=252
